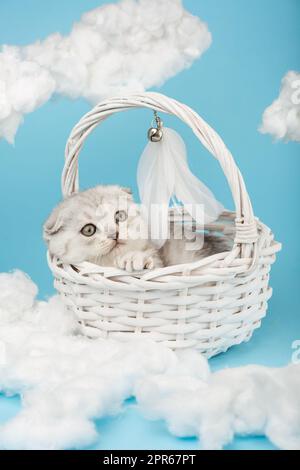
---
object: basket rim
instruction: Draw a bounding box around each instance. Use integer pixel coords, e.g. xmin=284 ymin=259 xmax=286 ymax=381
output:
xmin=47 ymin=216 xmax=281 ymax=289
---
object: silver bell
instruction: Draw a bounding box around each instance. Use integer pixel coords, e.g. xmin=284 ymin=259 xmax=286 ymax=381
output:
xmin=147 ymin=112 xmax=163 ymax=142
xmin=148 ymin=127 xmax=163 ymax=142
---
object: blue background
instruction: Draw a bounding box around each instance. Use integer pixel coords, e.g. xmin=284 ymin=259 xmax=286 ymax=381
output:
xmin=0 ymin=0 xmax=299 ymax=450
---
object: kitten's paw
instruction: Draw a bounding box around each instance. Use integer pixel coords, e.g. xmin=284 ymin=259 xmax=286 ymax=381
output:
xmin=115 ymin=251 xmax=162 ymax=272
xmin=144 ymin=255 xmax=162 ymax=270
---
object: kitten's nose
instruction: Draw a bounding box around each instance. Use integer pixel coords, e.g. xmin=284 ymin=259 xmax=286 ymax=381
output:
xmin=107 ymin=230 xmax=118 ymax=241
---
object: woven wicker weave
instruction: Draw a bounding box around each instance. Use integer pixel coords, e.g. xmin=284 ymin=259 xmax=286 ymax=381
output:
xmin=48 ymin=92 xmax=281 ymax=357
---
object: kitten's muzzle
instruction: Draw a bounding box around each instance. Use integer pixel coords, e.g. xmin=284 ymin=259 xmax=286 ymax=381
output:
xmin=107 ymin=230 xmax=119 ymax=242
xmin=107 ymin=230 xmax=127 ymax=246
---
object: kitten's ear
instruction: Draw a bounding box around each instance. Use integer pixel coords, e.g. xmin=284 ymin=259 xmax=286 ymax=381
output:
xmin=43 ymin=207 xmax=64 ymax=241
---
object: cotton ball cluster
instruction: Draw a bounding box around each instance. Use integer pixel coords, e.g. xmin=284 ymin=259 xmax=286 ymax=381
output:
xmin=0 ymin=0 xmax=212 ymax=143
xmin=0 ymin=269 xmax=299 ymax=450
xmin=0 ymin=47 xmax=55 ymax=143
xmin=0 ymin=410 xmax=97 ymax=451
xmin=0 ymin=324 xmax=186 ymax=450
xmin=260 ymin=70 xmax=300 ymax=142
xmin=34 ymin=295 xmax=76 ymax=336
xmin=0 ymin=272 xmax=185 ymax=450
xmin=0 ymin=270 xmax=38 ymax=323
xmin=136 ymin=362 xmax=300 ymax=450
xmin=135 ymin=349 xmax=212 ymax=439
xmin=212 ymin=364 xmax=300 ymax=450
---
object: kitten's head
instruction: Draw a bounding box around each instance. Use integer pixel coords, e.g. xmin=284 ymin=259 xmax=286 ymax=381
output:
xmin=43 ymin=185 xmax=146 ymax=265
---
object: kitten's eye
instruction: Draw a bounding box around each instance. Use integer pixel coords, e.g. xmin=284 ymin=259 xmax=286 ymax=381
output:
xmin=115 ymin=210 xmax=128 ymax=223
xmin=81 ymin=223 xmax=96 ymax=237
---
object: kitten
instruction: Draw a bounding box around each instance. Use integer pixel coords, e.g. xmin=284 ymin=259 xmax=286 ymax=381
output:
xmin=44 ymin=185 xmax=163 ymax=271
xmin=160 ymin=222 xmax=232 ymax=267
xmin=44 ymin=185 xmax=232 ymax=271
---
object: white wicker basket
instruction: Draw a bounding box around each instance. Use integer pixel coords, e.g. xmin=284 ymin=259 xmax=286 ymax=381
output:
xmin=48 ymin=92 xmax=281 ymax=358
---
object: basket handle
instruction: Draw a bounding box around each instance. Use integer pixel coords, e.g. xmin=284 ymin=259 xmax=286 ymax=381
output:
xmin=62 ymin=92 xmax=258 ymax=246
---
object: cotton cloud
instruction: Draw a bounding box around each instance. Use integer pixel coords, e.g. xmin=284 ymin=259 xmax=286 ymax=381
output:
xmin=260 ymin=71 xmax=300 ymax=142
xmin=0 ymin=0 xmax=212 ymax=143
xmin=136 ymin=362 xmax=300 ymax=450
xmin=0 ymin=271 xmax=299 ymax=450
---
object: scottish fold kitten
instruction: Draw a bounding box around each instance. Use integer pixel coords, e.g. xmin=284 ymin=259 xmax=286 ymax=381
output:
xmin=44 ymin=185 xmax=163 ymax=271
xmin=44 ymin=185 xmax=231 ymax=271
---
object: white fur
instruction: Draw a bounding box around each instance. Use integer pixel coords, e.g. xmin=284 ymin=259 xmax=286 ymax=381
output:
xmin=44 ymin=186 xmax=231 ymax=271
xmin=44 ymin=185 xmax=163 ymax=271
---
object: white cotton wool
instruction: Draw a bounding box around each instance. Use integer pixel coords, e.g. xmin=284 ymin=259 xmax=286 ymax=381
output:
xmin=0 ymin=46 xmax=55 ymax=142
xmin=33 ymin=296 xmax=76 ymax=336
xmin=136 ymin=362 xmax=300 ymax=450
xmin=260 ymin=70 xmax=300 ymax=143
xmin=0 ymin=81 xmax=12 ymax=120
xmin=0 ymin=271 xmax=179 ymax=449
xmin=0 ymin=0 xmax=212 ymax=143
xmin=134 ymin=350 xmax=212 ymax=439
xmin=0 ymin=270 xmax=38 ymax=323
xmin=0 ymin=112 xmax=23 ymax=143
xmin=0 ymin=410 xmax=98 ymax=451
xmin=0 ymin=270 xmax=299 ymax=450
